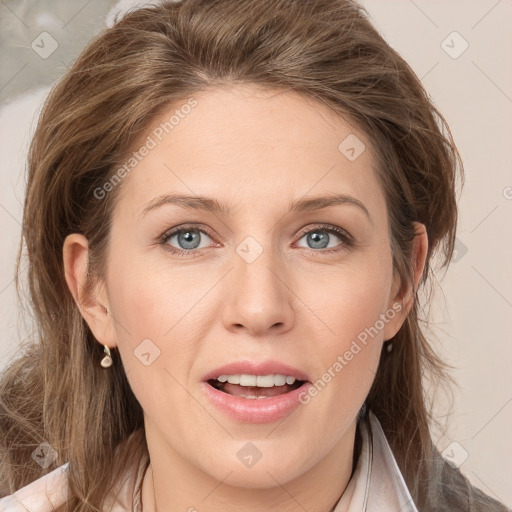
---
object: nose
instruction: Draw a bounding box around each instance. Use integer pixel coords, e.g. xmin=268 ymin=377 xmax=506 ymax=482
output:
xmin=221 ymin=241 xmax=295 ymax=337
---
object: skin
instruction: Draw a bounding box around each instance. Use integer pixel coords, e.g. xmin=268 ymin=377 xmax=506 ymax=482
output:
xmin=63 ymin=84 xmax=428 ymax=512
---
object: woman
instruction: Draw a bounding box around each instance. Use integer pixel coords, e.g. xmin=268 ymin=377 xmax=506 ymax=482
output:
xmin=0 ymin=0 xmax=509 ymax=511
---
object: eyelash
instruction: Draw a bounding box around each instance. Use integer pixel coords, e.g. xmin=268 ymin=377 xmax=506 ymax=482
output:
xmin=159 ymin=223 xmax=354 ymax=257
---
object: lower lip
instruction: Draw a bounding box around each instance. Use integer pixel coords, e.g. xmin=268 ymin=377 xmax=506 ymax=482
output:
xmin=201 ymin=381 xmax=312 ymax=424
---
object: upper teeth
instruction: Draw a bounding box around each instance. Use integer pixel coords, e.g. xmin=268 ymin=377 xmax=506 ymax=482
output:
xmin=216 ymin=374 xmax=298 ymax=387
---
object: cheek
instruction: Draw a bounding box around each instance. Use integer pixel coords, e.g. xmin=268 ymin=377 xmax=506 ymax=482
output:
xmin=295 ymin=267 xmax=392 ymax=432
xmin=106 ymin=250 xmax=205 ymax=336
xmin=104 ymin=267 xmax=201 ymax=425
xmin=314 ymin=253 xmax=394 ymax=340
xmin=301 ymin=253 xmax=393 ymax=400
xmin=103 ymin=255 xmax=206 ymax=383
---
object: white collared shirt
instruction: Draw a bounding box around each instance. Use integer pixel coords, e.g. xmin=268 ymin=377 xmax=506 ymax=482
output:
xmin=0 ymin=411 xmax=418 ymax=512
xmin=334 ymin=411 xmax=418 ymax=511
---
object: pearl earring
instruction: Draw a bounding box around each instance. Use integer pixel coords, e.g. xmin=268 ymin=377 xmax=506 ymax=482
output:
xmin=100 ymin=345 xmax=113 ymax=368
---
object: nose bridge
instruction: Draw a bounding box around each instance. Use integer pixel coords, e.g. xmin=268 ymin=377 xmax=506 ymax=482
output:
xmin=224 ymin=233 xmax=294 ymax=333
xmin=235 ymin=234 xmax=283 ymax=300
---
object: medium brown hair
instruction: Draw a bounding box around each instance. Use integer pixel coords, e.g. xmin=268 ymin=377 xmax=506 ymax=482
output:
xmin=0 ymin=0 xmax=508 ymax=510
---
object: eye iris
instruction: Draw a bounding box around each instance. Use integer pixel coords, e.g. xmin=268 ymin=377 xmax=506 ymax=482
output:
xmin=308 ymin=230 xmax=329 ymax=249
xmin=178 ymin=229 xmax=201 ymax=250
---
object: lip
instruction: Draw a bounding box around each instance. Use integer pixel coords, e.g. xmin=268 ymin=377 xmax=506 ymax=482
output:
xmin=201 ymin=360 xmax=311 ymax=382
xmin=201 ymin=380 xmax=313 ymax=424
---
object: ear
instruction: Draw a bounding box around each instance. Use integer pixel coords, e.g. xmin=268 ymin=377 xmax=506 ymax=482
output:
xmin=62 ymin=233 xmax=117 ymax=348
xmin=383 ymin=222 xmax=429 ymax=340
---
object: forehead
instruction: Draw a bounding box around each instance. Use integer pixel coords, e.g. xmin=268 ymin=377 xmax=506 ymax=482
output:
xmin=114 ymin=84 xmax=386 ymax=220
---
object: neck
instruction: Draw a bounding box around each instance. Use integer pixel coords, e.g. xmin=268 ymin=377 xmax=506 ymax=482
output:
xmin=140 ymin=421 xmax=361 ymax=512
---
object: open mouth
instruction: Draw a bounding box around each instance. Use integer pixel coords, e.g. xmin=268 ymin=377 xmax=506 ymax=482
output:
xmin=207 ymin=379 xmax=305 ymax=399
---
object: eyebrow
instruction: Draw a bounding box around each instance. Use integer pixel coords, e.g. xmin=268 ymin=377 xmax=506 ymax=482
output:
xmin=140 ymin=193 xmax=371 ymax=221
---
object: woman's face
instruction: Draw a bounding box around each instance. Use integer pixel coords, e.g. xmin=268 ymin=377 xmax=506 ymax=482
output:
xmin=68 ymin=85 xmax=413 ymax=489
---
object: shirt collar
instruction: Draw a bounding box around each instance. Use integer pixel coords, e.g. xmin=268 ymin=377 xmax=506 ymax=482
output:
xmin=334 ymin=410 xmax=419 ymax=512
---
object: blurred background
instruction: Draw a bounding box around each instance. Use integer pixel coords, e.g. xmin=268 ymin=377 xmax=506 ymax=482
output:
xmin=0 ymin=0 xmax=511 ymax=507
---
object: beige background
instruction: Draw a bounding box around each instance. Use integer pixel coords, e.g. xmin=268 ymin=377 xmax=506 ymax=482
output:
xmin=1 ymin=0 xmax=511 ymax=507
